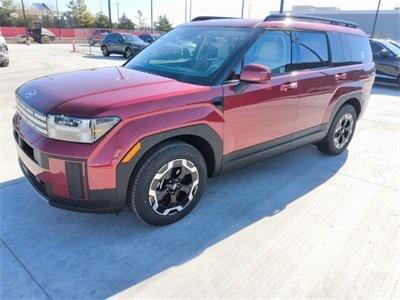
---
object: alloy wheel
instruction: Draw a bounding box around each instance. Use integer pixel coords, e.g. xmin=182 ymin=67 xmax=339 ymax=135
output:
xmin=148 ymin=159 xmax=199 ymax=216
xmin=333 ymin=113 xmax=354 ymax=149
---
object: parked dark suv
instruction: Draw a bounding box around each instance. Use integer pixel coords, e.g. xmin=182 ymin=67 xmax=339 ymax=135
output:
xmin=100 ymin=32 xmax=148 ymax=58
xmin=369 ymin=38 xmax=400 ymax=87
xmin=14 ymin=15 xmax=374 ymax=226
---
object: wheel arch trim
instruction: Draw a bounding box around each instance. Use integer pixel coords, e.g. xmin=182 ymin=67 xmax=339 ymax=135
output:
xmin=116 ymin=124 xmax=223 ymax=205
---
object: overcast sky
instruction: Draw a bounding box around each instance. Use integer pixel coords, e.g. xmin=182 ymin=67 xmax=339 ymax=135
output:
xmin=36 ymin=0 xmax=400 ymax=26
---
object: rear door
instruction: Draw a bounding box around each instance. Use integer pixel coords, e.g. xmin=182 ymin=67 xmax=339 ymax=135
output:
xmin=292 ymin=30 xmax=334 ymax=133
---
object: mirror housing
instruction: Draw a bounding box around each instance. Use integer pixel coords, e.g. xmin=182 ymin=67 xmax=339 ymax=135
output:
xmin=380 ymin=49 xmax=391 ymax=58
xmin=240 ymin=64 xmax=272 ymax=84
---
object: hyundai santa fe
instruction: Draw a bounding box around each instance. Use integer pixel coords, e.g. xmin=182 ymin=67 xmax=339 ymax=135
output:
xmin=14 ymin=14 xmax=374 ymax=226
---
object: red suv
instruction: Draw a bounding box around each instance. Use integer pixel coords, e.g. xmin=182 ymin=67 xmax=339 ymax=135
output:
xmin=14 ymin=15 xmax=374 ymax=226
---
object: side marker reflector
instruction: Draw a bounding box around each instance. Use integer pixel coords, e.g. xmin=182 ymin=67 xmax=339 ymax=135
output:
xmin=122 ymin=143 xmax=141 ymax=163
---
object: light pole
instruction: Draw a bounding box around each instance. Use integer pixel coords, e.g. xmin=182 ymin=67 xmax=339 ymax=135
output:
xmin=248 ymin=3 xmax=252 ymax=18
xmin=189 ymin=0 xmax=192 ymax=21
xmin=279 ymin=0 xmax=284 ymax=14
xmin=107 ymin=0 xmax=112 ymax=30
xmin=151 ymin=0 xmax=154 ymax=33
xmin=371 ymin=0 xmax=382 ymax=37
xmin=20 ymin=0 xmax=30 ymax=45
xmin=241 ymin=0 xmax=245 ymax=18
xmin=116 ymin=2 xmax=120 ymax=25
xmin=185 ymin=0 xmax=187 ymax=22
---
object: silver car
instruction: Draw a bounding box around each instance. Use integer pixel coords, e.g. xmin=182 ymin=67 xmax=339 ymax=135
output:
xmin=0 ymin=34 xmax=9 ymax=67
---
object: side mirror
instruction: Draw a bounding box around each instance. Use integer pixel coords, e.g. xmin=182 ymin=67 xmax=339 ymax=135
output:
xmin=240 ymin=64 xmax=271 ymax=84
xmin=380 ymin=49 xmax=391 ymax=58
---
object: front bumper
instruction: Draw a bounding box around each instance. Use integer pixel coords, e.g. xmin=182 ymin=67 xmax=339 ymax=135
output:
xmin=14 ymin=115 xmax=125 ymax=213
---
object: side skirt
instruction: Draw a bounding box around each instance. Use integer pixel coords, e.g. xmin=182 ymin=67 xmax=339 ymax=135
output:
xmin=221 ymin=124 xmax=328 ymax=174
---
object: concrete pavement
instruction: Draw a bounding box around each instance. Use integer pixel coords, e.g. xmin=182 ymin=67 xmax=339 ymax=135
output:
xmin=0 ymin=44 xmax=399 ymax=299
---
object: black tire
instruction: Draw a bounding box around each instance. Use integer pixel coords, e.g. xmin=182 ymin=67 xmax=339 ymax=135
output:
xmin=128 ymin=141 xmax=207 ymax=226
xmin=40 ymin=35 xmax=50 ymax=44
xmin=317 ymin=104 xmax=357 ymax=155
xmin=124 ymin=47 xmax=134 ymax=58
xmin=101 ymin=45 xmax=110 ymax=57
xmin=1 ymin=60 xmax=9 ymax=67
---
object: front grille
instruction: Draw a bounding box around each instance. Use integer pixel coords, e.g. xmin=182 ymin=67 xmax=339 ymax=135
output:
xmin=16 ymin=96 xmax=48 ymax=135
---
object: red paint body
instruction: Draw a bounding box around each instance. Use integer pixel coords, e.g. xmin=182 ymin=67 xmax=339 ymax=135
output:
xmin=13 ymin=19 xmax=375 ymax=211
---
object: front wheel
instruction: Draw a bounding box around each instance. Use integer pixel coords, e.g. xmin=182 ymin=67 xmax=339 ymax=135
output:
xmin=124 ymin=47 xmax=134 ymax=58
xmin=317 ymin=104 xmax=357 ymax=155
xmin=101 ymin=45 xmax=110 ymax=57
xmin=40 ymin=35 xmax=50 ymax=44
xmin=128 ymin=141 xmax=207 ymax=226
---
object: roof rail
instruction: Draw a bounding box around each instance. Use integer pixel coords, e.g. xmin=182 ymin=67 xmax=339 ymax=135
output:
xmin=264 ymin=14 xmax=358 ymax=28
xmin=191 ymin=16 xmax=238 ymax=22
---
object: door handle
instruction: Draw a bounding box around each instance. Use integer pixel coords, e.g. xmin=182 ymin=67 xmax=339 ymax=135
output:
xmin=280 ymin=82 xmax=298 ymax=92
xmin=335 ymin=73 xmax=347 ymax=81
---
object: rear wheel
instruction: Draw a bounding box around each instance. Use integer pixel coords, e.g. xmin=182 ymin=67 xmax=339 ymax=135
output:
xmin=128 ymin=141 xmax=207 ymax=226
xmin=40 ymin=35 xmax=50 ymax=44
xmin=317 ymin=104 xmax=357 ymax=155
xmin=1 ymin=60 xmax=9 ymax=67
xmin=124 ymin=47 xmax=134 ymax=58
xmin=101 ymin=45 xmax=110 ymax=56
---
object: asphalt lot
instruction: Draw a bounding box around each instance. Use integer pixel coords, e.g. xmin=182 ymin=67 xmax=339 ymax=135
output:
xmin=1 ymin=44 xmax=400 ymax=299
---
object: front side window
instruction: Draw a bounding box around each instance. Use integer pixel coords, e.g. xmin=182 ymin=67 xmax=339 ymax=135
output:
xmin=243 ymin=30 xmax=291 ymax=75
xmin=292 ymin=31 xmax=329 ymax=70
xmin=125 ymin=26 xmax=251 ymax=85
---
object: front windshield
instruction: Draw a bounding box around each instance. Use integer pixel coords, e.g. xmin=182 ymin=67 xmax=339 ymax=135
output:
xmin=123 ymin=34 xmax=143 ymax=43
xmin=381 ymin=40 xmax=400 ymax=56
xmin=125 ymin=26 xmax=251 ymax=85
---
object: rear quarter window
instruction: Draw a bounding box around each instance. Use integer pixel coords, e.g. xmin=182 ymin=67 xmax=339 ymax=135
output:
xmin=329 ymin=33 xmax=372 ymax=66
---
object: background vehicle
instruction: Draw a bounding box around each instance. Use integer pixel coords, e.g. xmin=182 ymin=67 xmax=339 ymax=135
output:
xmin=88 ymin=29 xmax=111 ymax=46
xmin=100 ymin=32 xmax=148 ymax=58
xmin=0 ymin=32 xmax=9 ymax=67
xmin=27 ymin=22 xmax=56 ymax=44
xmin=138 ymin=33 xmax=161 ymax=43
xmin=369 ymin=38 xmax=400 ymax=87
xmin=14 ymin=15 xmax=374 ymax=226
xmin=388 ymin=40 xmax=400 ymax=50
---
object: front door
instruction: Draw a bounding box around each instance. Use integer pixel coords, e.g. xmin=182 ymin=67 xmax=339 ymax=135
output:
xmin=223 ymin=30 xmax=298 ymax=155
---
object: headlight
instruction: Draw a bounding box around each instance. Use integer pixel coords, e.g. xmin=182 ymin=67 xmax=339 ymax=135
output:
xmin=47 ymin=115 xmax=120 ymax=143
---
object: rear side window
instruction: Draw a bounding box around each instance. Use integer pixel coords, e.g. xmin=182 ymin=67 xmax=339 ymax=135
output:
xmin=370 ymin=41 xmax=385 ymax=55
xmin=329 ymin=33 xmax=372 ymax=66
xmin=341 ymin=34 xmax=372 ymax=64
xmin=292 ymin=31 xmax=329 ymax=70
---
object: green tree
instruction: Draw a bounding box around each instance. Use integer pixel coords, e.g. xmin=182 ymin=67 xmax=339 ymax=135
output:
xmin=154 ymin=14 xmax=172 ymax=32
xmin=66 ymin=0 xmax=95 ymax=28
xmin=0 ymin=0 xmax=17 ymax=26
xmin=95 ymin=11 xmax=109 ymax=28
xmin=118 ymin=13 xmax=135 ymax=29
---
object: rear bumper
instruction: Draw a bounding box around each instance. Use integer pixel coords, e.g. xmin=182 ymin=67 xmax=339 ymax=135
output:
xmin=14 ymin=117 xmax=125 ymax=214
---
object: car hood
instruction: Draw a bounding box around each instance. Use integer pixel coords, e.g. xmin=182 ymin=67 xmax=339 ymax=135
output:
xmin=16 ymin=67 xmax=209 ymax=117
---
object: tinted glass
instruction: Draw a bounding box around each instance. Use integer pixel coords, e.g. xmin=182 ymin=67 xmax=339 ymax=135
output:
xmin=292 ymin=31 xmax=329 ymax=70
xmin=244 ymin=30 xmax=291 ymax=75
xmin=370 ymin=41 xmax=385 ymax=54
xmin=380 ymin=40 xmax=400 ymax=56
xmin=329 ymin=32 xmax=346 ymax=67
xmin=125 ymin=26 xmax=250 ymax=85
xmin=341 ymin=34 xmax=372 ymax=64
xmin=123 ymin=34 xmax=143 ymax=43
